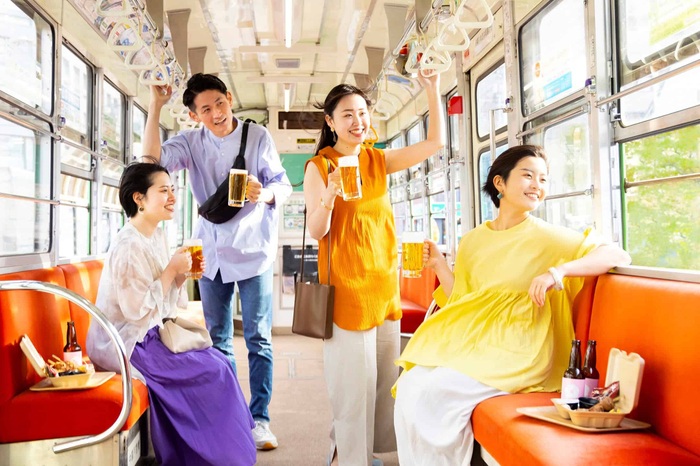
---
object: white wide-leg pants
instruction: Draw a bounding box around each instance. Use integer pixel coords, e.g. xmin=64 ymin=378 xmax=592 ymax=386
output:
xmin=323 ymin=319 xmax=401 ymax=466
xmin=394 ymin=365 xmax=508 ymax=466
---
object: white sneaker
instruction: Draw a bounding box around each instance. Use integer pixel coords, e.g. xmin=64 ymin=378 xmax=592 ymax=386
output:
xmin=252 ymin=420 xmax=278 ymax=450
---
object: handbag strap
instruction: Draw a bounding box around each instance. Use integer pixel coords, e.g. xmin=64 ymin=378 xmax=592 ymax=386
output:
xmin=231 ymin=119 xmax=252 ymax=170
xmin=300 ymin=157 xmax=332 ymax=286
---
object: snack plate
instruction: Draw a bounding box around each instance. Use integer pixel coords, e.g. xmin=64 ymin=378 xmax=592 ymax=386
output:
xmin=517 ymin=406 xmax=650 ymax=433
xmin=30 ymin=372 xmax=116 ymax=391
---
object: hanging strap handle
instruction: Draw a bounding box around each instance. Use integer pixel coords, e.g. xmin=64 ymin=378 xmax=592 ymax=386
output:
xmin=299 ymin=157 xmax=332 ymax=285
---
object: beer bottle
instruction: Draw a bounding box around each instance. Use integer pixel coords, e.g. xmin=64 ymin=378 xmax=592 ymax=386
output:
xmin=561 ymin=339 xmax=585 ymax=399
xmin=582 ymin=340 xmax=600 ymax=397
xmin=63 ymin=321 xmax=83 ymax=366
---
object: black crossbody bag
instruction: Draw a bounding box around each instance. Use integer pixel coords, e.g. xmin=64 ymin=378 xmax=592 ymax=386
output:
xmin=198 ymin=119 xmax=254 ymax=224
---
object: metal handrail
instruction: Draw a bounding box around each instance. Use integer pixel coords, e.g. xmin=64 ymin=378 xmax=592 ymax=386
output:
xmin=423 ymin=299 xmax=439 ymax=321
xmin=0 ymin=280 xmax=132 ymax=454
xmin=624 ymin=172 xmax=700 ymax=192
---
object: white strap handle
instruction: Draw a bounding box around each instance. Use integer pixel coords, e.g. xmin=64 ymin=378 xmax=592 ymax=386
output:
xmin=453 ymin=0 xmax=494 ymax=29
xmin=419 ymin=44 xmax=452 ymax=73
xmin=434 ymin=17 xmax=471 ymax=52
xmin=139 ymin=63 xmax=170 ymax=86
xmin=96 ymin=0 xmax=131 ymax=17
xmin=107 ymin=18 xmax=142 ymax=52
xmin=125 ymin=48 xmax=156 ymax=70
xmin=404 ymin=41 xmax=425 ymax=75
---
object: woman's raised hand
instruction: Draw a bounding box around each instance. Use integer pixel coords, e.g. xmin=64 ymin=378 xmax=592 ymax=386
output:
xmin=423 ymin=239 xmax=443 ymax=269
xmin=169 ymin=246 xmax=192 ymax=275
xmin=417 ymin=71 xmax=440 ymax=92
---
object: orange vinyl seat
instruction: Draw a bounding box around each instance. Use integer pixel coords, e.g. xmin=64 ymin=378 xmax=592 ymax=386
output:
xmin=398 ymin=266 xmax=438 ymax=334
xmin=472 ymin=274 xmax=700 ymax=465
xmin=0 ymin=264 xmax=149 ymax=444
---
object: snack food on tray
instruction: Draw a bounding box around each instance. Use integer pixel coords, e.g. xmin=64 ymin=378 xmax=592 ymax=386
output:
xmin=590 ymin=381 xmax=619 ymax=400
xmin=588 ymin=395 xmax=615 ymax=412
xmin=45 ymin=354 xmax=89 ymax=377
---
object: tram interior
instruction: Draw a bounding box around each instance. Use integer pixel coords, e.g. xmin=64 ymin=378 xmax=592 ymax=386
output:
xmin=0 ymin=0 xmax=699 ymax=465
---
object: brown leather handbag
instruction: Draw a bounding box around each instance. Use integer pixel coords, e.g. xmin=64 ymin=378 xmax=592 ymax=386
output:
xmin=292 ymin=159 xmax=334 ymax=339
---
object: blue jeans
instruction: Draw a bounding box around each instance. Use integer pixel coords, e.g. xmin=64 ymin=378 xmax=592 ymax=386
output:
xmin=199 ymin=267 xmax=273 ymax=422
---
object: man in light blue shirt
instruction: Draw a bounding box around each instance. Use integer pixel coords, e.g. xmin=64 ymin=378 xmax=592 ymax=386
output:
xmin=143 ymin=74 xmax=291 ymax=450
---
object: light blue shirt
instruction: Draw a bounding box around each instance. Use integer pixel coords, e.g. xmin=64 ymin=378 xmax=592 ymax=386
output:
xmin=160 ymin=118 xmax=292 ymax=282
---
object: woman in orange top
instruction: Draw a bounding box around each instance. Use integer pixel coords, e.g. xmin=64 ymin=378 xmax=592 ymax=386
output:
xmin=303 ymin=72 xmax=445 ymax=466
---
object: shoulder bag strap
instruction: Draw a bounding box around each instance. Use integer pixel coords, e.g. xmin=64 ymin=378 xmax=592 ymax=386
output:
xmin=299 ymin=157 xmax=332 ymax=285
xmin=232 ymin=120 xmax=251 ymax=170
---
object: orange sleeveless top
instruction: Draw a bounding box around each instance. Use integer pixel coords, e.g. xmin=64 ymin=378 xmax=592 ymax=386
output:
xmin=305 ymin=146 xmax=401 ymax=331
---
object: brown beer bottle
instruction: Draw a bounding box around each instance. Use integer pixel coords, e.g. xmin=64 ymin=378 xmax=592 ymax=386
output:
xmin=561 ymin=339 xmax=585 ymax=398
xmin=63 ymin=321 xmax=83 ymax=366
xmin=582 ymin=340 xmax=600 ymax=397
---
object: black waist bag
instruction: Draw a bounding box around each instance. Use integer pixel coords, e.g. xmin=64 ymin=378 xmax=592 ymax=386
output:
xmin=198 ymin=120 xmax=252 ymax=224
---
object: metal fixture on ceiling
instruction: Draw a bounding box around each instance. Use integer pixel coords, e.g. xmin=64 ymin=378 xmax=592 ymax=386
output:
xmin=276 ymin=58 xmax=301 ymax=69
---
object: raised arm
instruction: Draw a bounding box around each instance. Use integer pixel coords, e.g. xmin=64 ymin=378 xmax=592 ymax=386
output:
xmin=143 ymin=85 xmax=172 ymax=163
xmin=529 ymin=244 xmax=632 ymax=307
xmin=302 ymin=162 xmax=341 ymax=241
xmin=384 ymin=74 xmax=446 ymax=174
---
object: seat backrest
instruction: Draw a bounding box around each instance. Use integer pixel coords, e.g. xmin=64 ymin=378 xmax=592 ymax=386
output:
xmin=0 ymin=268 xmax=72 ymax=406
xmin=59 ymin=260 xmax=104 ymax=352
xmin=399 ymin=266 xmax=438 ymax=309
xmin=589 ymin=274 xmax=700 ymax=457
xmin=571 ymin=276 xmax=598 ymax=343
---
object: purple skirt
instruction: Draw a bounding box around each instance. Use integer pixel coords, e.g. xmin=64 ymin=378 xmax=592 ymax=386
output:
xmin=131 ymin=327 xmax=256 ymax=466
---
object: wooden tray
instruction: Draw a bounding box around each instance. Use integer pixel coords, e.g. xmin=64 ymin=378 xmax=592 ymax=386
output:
xmin=517 ymin=406 xmax=651 ymax=433
xmin=29 ymin=372 xmax=116 ymax=392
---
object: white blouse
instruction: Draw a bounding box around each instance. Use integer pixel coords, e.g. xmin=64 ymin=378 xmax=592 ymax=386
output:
xmin=87 ymin=223 xmax=187 ymax=382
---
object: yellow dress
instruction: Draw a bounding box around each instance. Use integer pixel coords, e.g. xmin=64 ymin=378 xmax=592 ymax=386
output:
xmin=394 ymin=216 xmax=599 ymax=395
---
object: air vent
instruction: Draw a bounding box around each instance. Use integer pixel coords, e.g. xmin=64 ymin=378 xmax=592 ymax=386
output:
xmin=276 ymin=58 xmax=301 ymax=69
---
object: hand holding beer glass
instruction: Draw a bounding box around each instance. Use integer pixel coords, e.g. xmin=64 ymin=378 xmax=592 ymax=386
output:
xmin=338 ymin=156 xmax=362 ymax=201
xmin=183 ymin=238 xmax=205 ymax=280
xmin=228 ymin=169 xmax=248 ymax=207
xmin=402 ymin=231 xmax=424 ymax=278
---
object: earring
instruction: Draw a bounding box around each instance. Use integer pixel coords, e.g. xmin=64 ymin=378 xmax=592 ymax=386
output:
xmin=497 ymin=193 xmax=503 ymax=200
xmin=138 ymin=205 xmax=145 ymax=213
xmin=331 ymin=128 xmax=337 ymax=143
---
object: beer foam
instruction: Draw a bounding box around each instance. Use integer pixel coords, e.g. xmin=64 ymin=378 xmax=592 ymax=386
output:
xmin=183 ymin=238 xmax=203 ymax=247
xmin=402 ymin=231 xmax=424 ymax=244
xmin=338 ymin=156 xmax=359 ymax=167
xmin=230 ymin=168 xmax=248 ymax=175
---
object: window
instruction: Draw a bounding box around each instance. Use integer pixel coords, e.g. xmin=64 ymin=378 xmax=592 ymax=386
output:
xmin=406 ymin=123 xmax=423 ymax=179
xmin=526 ymin=112 xmax=593 ymax=231
xmin=102 ymin=81 xmax=125 ymax=160
xmin=0 ymin=199 xmax=50 ymax=256
xmin=617 ymin=0 xmax=700 ymax=126
xmin=520 ymin=0 xmax=586 ymax=115
xmin=410 ymin=198 xmax=424 ymax=232
xmin=176 ymin=171 xmax=187 ymax=246
xmin=622 ymin=124 xmax=700 ymax=270
xmin=453 ymin=164 xmax=462 ymax=245
xmin=132 ymin=106 xmax=146 ymax=161
xmin=388 ymin=134 xmax=409 ymax=186
xmin=0 ymin=0 xmax=54 ymax=115
xmin=101 ymin=185 xmax=123 ymax=254
xmin=103 ymin=157 xmax=124 ymax=182
xmin=0 ymin=117 xmax=52 ymax=200
xmin=393 ymin=202 xmax=408 ymax=240
xmin=478 ymin=144 xmax=509 ymax=223
xmin=429 ymin=192 xmax=447 ymax=246
xmin=449 ymin=112 xmax=460 ymax=158
xmin=476 ymin=62 xmax=507 ymax=139
xmin=61 ymin=45 xmax=92 ymax=147
xmin=59 ymin=175 xmax=90 ymax=258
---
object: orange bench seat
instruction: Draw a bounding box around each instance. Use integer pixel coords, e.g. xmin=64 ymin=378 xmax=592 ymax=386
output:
xmin=0 ymin=262 xmax=149 ymax=444
xmin=398 ymin=266 xmax=438 ymax=334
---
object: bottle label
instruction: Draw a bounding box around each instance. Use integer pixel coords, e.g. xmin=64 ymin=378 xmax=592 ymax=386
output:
xmin=561 ymin=377 xmax=585 ymax=399
xmin=63 ymin=351 xmax=83 ymax=366
xmin=584 ymin=378 xmax=599 ymax=397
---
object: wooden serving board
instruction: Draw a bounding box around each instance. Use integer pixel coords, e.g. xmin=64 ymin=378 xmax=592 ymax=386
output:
xmin=29 ymin=372 xmax=116 ymax=391
xmin=517 ymin=406 xmax=651 ymax=433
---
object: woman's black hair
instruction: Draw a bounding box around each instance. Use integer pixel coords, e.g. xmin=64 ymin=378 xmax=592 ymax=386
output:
xmin=119 ymin=156 xmax=170 ymax=218
xmin=183 ymin=73 xmax=228 ymax=113
xmin=313 ymin=84 xmax=372 ymax=155
xmin=482 ymin=145 xmax=548 ymax=208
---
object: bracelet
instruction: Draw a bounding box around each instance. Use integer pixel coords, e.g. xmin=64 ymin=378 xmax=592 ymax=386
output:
xmin=548 ymin=267 xmax=564 ymax=291
xmin=320 ymin=197 xmax=333 ymax=211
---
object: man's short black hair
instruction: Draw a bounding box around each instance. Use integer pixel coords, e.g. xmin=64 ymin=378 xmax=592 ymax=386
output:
xmin=182 ymin=73 xmax=228 ymax=112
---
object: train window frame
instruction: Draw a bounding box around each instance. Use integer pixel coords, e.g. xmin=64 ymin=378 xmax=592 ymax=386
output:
xmin=475 ymin=60 xmax=508 ymax=142
xmin=477 ymin=141 xmax=509 ymax=224
xmin=447 ymin=87 xmax=461 ymax=161
xmin=518 ymin=0 xmax=587 ymax=117
xmin=0 ymin=0 xmax=56 ymax=119
xmin=101 ymin=78 xmax=126 ymax=163
xmin=60 ymin=42 xmax=94 ymax=150
xmin=100 ymin=182 xmax=124 ymax=255
xmin=131 ymin=103 xmax=147 ymax=161
xmin=58 ymin=173 xmax=91 ymax=259
xmin=406 ymin=121 xmax=425 ymax=180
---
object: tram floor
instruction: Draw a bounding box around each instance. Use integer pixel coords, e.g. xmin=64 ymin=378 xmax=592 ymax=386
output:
xmin=233 ymin=334 xmax=400 ymax=466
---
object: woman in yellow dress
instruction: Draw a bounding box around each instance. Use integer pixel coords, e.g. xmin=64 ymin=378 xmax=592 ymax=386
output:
xmin=392 ymin=145 xmax=631 ymax=465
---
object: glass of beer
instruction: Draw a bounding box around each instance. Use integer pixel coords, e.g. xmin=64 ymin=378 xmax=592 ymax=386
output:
xmin=228 ymin=169 xmax=248 ymax=207
xmin=338 ymin=156 xmax=362 ymax=201
xmin=402 ymin=231 xmax=424 ymax=278
xmin=184 ymin=239 xmax=203 ymax=280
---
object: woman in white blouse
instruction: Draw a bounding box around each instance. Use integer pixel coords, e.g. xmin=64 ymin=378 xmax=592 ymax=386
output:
xmin=87 ymin=160 xmax=256 ymax=466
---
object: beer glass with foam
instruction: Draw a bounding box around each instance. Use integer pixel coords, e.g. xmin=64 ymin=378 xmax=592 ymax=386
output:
xmin=402 ymin=231 xmax=424 ymax=278
xmin=338 ymin=156 xmax=362 ymax=201
xmin=228 ymin=169 xmax=248 ymax=207
xmin=184 ymin=238 xmax=204 ymax=280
